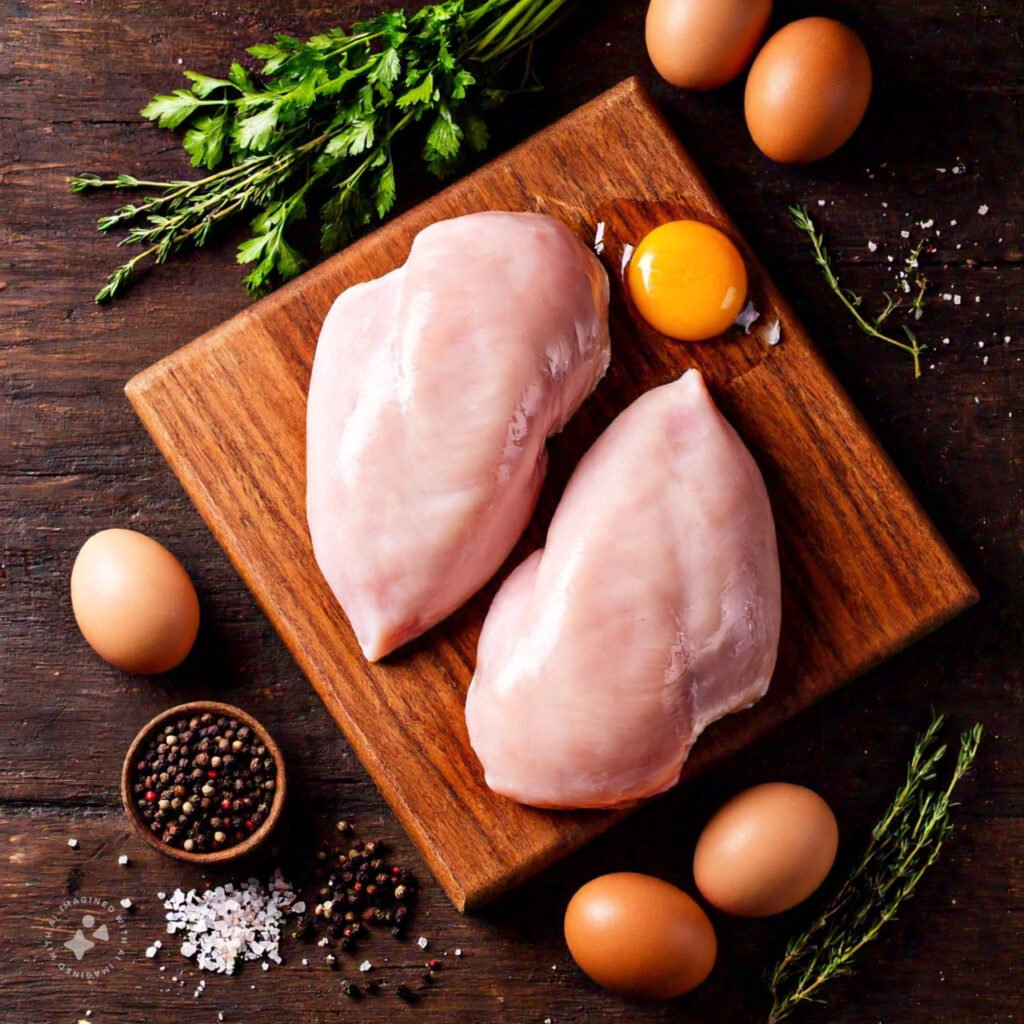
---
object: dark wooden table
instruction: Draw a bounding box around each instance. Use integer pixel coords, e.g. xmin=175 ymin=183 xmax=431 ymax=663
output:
xmin=1 ymin=2 xmax=1020 ymax=1022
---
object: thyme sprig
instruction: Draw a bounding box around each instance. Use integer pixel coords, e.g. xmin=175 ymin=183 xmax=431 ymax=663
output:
xmin=767 ymin=714 xmax=983 ymax=1024
xmin=70 ymin=0 xmax=578 ymax=302
xmin=790 ymin=205 xmax=927 ymax=379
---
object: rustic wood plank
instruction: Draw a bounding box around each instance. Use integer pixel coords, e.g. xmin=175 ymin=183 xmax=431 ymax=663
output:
xmin=125 ymin=79 xmax=976 ymax=911
xmin=1 ymin=758 xmax=1018 ymax=1024
xmin=1 ymin=0 xmax=1021 ymax=1021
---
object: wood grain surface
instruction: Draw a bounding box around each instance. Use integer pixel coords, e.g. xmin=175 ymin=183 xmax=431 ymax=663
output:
xmin=1 ymin=1 xmax=1020 ymax=1022
xmin=126 ymin=78 xmax=976 ymax=911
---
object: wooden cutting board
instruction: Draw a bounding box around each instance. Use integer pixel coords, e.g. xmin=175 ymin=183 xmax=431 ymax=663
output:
xmin=126 ymin=78 xmax=976 ymax=911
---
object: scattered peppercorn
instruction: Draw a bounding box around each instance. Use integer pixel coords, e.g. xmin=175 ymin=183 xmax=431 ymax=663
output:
xmin=291 ymin=825 xmax=418 ymax=950
xmin=340 ymin=979 xmax=363 ymax=999
xmin=131 ymin=712 xmax=276 ymax=854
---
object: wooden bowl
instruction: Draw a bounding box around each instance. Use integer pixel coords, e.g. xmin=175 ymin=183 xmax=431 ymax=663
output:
xmin=121 ymin=700 xmax=286 ymax=865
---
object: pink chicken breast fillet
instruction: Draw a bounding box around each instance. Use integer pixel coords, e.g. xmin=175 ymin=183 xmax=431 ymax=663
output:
xmin=306 ymin=212 xmax=611 ymax=661
xmin=465 ymin=370 xmax=781 ymax=809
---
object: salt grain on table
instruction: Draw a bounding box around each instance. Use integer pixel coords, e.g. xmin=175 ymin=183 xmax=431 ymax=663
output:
xmin=160 ymin=870 xmax=299 ymax=975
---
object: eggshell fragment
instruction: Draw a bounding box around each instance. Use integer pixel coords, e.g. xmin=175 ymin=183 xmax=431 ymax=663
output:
xmin=646 ymin=0 xmax=772 ymax=91
xmin=564 ymin=872 xmax=716 ymax=999
xmin=693 ymin=782 xmax=839 ymax=917
xmin=744 ymin=17 xmax=872 ymax=163
xmin=71 ymin=528 xmax=200 ymax=675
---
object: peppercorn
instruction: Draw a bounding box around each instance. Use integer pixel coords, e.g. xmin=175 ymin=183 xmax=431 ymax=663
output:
xmin=340 ymin=979 xmax=363 ymax=999
xmin=130 ymin=710 xmax=277 ymax=854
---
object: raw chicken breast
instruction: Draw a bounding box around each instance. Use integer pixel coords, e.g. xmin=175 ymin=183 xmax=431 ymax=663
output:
xmin=465 ymin=370 xmax=781 ymax=809
xmin=307 ymin=212 xmax=610 ymax=661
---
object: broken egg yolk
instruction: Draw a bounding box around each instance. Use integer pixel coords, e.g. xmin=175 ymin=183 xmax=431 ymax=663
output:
xmin=627 ymin=220 xmax=748 ymax=341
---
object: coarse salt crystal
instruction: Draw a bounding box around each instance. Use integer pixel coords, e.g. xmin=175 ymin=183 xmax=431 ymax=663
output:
xmin=145 ymin=946 xmax=158 ymax=959
xmin=765 ymin=320 xmax=781 ymax=347
xmin=953 ymin=295 xmax=962 ymax=305
xmin=978 ymin=204 xmax=989 ymax=215
xmin=919 ymin=219 xmax=934 ymax=229
xmin=900 ymin=230 xmax=910 ymax=239
xmin=160 ymin=871 xmax=298 ymax=976
xmin=67 ymin=839 xmax=79 ymax=849
xmin=120 ymin=898 xmax=133 ymax=910
xmin=118 ymin=855 xmax=129 ymax=866
xmin=867 ymin=241 xmax=878 ymax=252
xmin=417 ymin=936 xmax=429 ymax=950
xmin=454 ymin=948 xmax=463 ymax=957
xmin=360 ymin=960 xmax=373 ymax=972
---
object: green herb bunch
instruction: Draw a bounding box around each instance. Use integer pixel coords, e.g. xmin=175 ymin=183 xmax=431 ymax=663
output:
xmin=791 ymin=205 xmax=928 ymax=378
xmin=767 ymin=714 xmax=982 ymax=1023
xmin=70 ymin=0 xmax=577 ymax=302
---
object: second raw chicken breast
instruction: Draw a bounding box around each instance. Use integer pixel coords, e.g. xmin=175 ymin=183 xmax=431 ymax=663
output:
xmin=307 ymin=212 xmax=610 ymax=661
xmin=466 ymin=370 xmax=781 ymax=809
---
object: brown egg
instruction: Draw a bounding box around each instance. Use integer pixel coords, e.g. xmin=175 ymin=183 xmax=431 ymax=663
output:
xmin=646 ymin=0 xmax=772 ymax=91
xmin=694 ymin=783 xmax=839 ymax=917
xmin=71 ymin=529 xmax=200 ymax=675
xmin=564 ymin=872 xmax=716 ymax=999
xmin=744 ymin=17 xmax=872 ymax=163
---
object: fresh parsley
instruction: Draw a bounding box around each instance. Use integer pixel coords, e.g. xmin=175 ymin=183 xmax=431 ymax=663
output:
xmin=71 ymin=0 xmax=579 ymax=302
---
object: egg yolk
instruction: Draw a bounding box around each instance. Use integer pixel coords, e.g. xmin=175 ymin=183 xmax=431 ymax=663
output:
xmin=628 ymin=220 xmax=748 ymax=341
